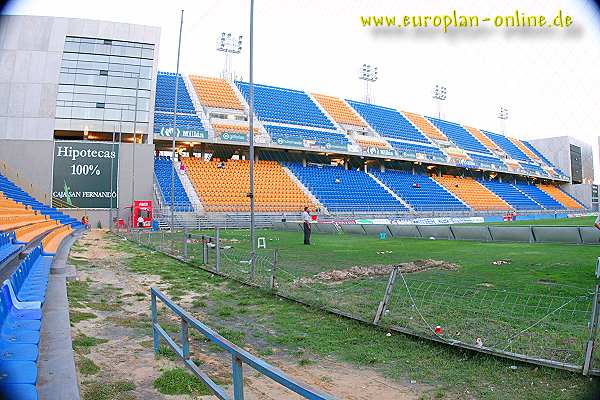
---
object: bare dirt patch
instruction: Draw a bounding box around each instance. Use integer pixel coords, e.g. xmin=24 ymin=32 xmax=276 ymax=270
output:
xmin=68 ymin=230 xmax=421 ymax=399
xmin=292 ymin=259 xmax=459 ymax=287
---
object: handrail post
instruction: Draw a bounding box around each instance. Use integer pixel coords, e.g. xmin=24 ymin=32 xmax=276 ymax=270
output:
xmin=215 ymin=227 xmax=221 ymax=273
xmin=151 ymin=290 xmax=159 ymax=354
xmin=232 ymin=354 xmax=245 ymax=400
xmin=181 ymin=317 xmax=190 ymax=360
xmin=583 ymin=284 xmax=600 ymax=375
xmin=270 ymin=248 xmax=278 ymax=291
xmin=183 ymin=227 xmax=189 ymax=259
xmin=373 ymin=267 xmax=398 ymax=325
xmin=202 ymin=235 xmax=208 ymax=265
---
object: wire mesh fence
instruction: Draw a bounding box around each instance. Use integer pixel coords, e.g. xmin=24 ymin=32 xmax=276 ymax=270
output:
xmin=115 ymin=227 xmax=600 ymax=376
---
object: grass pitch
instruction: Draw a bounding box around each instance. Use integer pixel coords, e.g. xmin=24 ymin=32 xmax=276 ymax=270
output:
xmin=116 ymin=228 xmax=600 ymax=399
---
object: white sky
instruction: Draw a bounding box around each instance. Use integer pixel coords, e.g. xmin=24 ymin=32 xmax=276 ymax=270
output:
xmin=3 ymin=0 xmax=600 ymax=180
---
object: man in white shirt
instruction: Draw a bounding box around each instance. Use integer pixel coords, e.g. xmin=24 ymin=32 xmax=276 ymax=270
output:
xmin=302 ymin=206 xmax=311 ymax=245
xmin=595 ymin=214 xmax=600 ymax=231
xmin=137 ymin=215 xmax=144 ymax=230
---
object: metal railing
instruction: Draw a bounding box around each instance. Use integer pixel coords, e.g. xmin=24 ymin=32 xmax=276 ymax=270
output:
xmin=150 ymin=287 xmax=336 ymax=400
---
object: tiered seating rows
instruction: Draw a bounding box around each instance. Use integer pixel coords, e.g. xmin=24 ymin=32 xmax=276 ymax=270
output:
xmin=286 ymin=163 xmax=407 ymax=213
xmin=312 ymin=94 xmax=365 ymax=126
xmin=190 ymin=76 xmax=244 ymax=110
xmin=434 ymin=175 xmax=509 ymax=211
xmin=183 ymin=159 xmax=313 ymax=212
xmin=371 ymin=170 xmax=468 ymax=211
xmin=539 ymin=184 xmax=583 ymax=209
xmin=154 ymin=157 xmax=192 ymax=211
xmin=236 ymin=82 xmax=334 ymax=129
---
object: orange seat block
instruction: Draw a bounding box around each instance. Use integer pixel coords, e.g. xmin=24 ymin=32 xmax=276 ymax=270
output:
xmin=182 ymin=158 xmax=315 ymax=213
xmin=509 ymin=137 xmax=541 ymax=162
xmin=42 ymin=224 xmax=73 ymax=253
xmin=433 ymin=175 xmax=509 ymax=211
xmin=538 ymin=185 xmax=583 ymax=209
xmin=0 ymin=214 xmax=47 ymax=232
xmin=402 ymin=111 xmax=448 ymax=141
xmin=464 ymin=126 xmax=501 ymax=153
xmin=15 ymin=220 xmax=59 ymax=243
xmin=312 ymin=93 xmax=366 ymax=127
xmin=189 ymin=75 xmax=244 ymax=110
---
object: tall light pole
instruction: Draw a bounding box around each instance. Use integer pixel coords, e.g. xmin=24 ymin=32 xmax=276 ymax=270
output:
xmin=248 ymin=0 xmax=257 ymax=279
xmin=170 ymin=10 xmax=184 ymax=234
xmin=432 ymin=84 xmax=447 ymax=119
xmin=358 ymin=64 xmax=378 ymax=104
xmin=217 ymin=32 xmax=243 ymax=81
xmin=498 ymin=106 xmax=509 ymax=135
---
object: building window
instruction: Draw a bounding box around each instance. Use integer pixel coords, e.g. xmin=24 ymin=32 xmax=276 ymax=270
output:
xmin=99 ymin=70 xmax=108 ymax=76
xmin=96 ymin=102 xmax=105 ymax=108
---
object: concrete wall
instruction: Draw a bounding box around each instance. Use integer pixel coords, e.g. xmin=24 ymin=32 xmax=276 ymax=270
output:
xmin=0 ymin=15 xmax=161 ymax=141
xmin=529 ymin=136 xmax=594 ymax=186
xmin=567 ymin=183 xmax=592 ymax=208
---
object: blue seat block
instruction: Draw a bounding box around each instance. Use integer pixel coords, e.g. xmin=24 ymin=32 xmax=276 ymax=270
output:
xmin=0 ymin=343 xmax=39 ymax=361
xmin=0 ymin=361 xmax=37 ymax=384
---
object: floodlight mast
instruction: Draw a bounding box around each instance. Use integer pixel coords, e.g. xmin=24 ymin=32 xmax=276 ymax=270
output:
xmin=358 ymin=64 xmax=378 ymax=104
xmin=432 ymin=84 xmax=447 ymax=119
xmin=498 ymin=106 xmax=509 ymax=135
xmin=217 ymin=32 xmax=243 ymax=81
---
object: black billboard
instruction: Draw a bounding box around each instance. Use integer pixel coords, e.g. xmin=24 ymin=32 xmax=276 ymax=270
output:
xmin=52 ymin=141 xmax=119 ymax=209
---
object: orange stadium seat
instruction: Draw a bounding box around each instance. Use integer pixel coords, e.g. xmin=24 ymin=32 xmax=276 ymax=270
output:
xmin=509 ymin=137 xmax=541 ymax=161
xmin=402 ymin=111 xmax=448 ymax=141
xmin=14 ymin=220 xmax=60 ymax=244
xmin=189 ymin=75 xmax=244 ymax=110
xmin=353 ymin=135 xmax=390 ymax=149
xmin=464 ymin=126 xmax=501 ymax=153
xmin=433 ymin=175 xmax=509 ymax=211
xmin=42 ymin=224 xmax=73 ymax=254
xmin=538 ymin=184 xmax=583 ymax=209
xmin=312 ymin=94 xmax=366 ymax=127
xmin=182 ymin=158 xmax=315 ymax=212
xmin=0 ymin=214 xmax=48 ymax=232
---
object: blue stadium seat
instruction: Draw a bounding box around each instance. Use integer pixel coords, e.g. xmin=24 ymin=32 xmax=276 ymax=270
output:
xmin=513 ymin=183 xmax=565 ymax=209
xmin=285 ymin=163 xmax=407 ymax=213
xmin=466 ymin=153 xmax=506 ymax=169
xmin=482 ymin=130 xmax=534 ymax=163
xmin=153 ymin=72 xmax=204 ymax=135
xmin=0 ymin=383 xmax=38 ymax=400
xmin=371 ymin=170 xmax=469 ymax=211
xmin=521 ymin=141 xmax=567 ymax=177
xmin=479 ymin=180 xmax=542 ymax=210
xmin=154 ymin=156 xmax=193 ymax=212
xmin=426 ymin=117 xmax=493 ymax=155
xmin=0 ymin=233 xmax=22 ymax=268
xmin=346 ymin=100 xmax=430 ymax=144
xmin=236 ymin=82 xmax=334 ymax=129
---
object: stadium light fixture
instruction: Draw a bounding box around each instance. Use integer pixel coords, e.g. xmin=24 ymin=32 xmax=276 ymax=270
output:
xmin=217 ymin=32 xmax=243 ymax=81
xmin=432 ymin=84 xmax=447 ymax=118
xmin=358 ymin=64 xmax=378 ymax=103
xmin=498 ymin=106 xmax=509 ymax=135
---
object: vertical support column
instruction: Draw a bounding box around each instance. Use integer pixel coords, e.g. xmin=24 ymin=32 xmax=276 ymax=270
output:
xmin=215 ymin=227 xmax=221 ymax=273
xmin=151 ymin=290 xmax=159 ymax=354
xmin=373 ymin=267 xmax=398 ymax=325
xmin=181 ymin=317 xmax=190 ymax=360
xmin=232 ymin=354 xmax=245 ymax=400
xmin=583 ymin=284 xmax=600 ymax=375
xmin=202 ymin=235 xmax=208 ymax=265
xmin=183 ymin=227 xmax=189 ymax=259
xmin=270 ymin=248 xmax=278 ymax=291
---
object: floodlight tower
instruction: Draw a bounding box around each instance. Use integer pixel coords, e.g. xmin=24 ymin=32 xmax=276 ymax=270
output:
xmin=358 ymin=64 xmax=378 ymax=104
xmin=432 ymin=84 xmax=447 ymax=119
xmin=498 ymin=106 xmax=509 ymax=135
xmin=216 ymin=32 xmax=243 ymax=81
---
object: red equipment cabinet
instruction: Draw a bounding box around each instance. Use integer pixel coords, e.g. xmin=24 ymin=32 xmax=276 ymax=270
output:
xmin=132 ymin=200 xmax=153 ymax=229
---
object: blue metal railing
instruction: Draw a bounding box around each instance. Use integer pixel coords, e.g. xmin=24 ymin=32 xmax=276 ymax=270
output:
xmin=150 ymin=287 xmax=336 ymax=400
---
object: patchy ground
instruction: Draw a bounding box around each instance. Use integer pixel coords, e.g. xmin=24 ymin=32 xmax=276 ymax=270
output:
xmin=291 ymin=259 xmax=459 ymax=287
xmin=67 ymin=230 xmax=422 ymax=400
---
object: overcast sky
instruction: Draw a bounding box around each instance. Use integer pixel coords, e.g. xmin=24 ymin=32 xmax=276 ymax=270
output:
xmin=3 ymin=0 xmax=600 ymax=179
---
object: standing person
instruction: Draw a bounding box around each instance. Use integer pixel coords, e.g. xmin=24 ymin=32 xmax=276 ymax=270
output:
xmin=302 ymin=206 xmax=311 ymax=245
xmin=594 ymin=213 xmax=600 ymax=231
xmin=137 ymin=214 xmax=144 ymax=230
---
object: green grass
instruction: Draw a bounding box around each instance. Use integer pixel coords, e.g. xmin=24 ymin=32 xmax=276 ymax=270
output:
xmin=69 ymin=310 xmax=97 ymax=324
xmin=110 ymin=231 xmax=600 ymax=399
xmin=82 ymin=380 xmax=135 ymax=400
xmin=153 ymin=368 xmax=212 ymax=395
xmin=72 ymin=334 xmax=108 ymax=354
xmin=78 ymin=356 xmax=100 ymax=375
